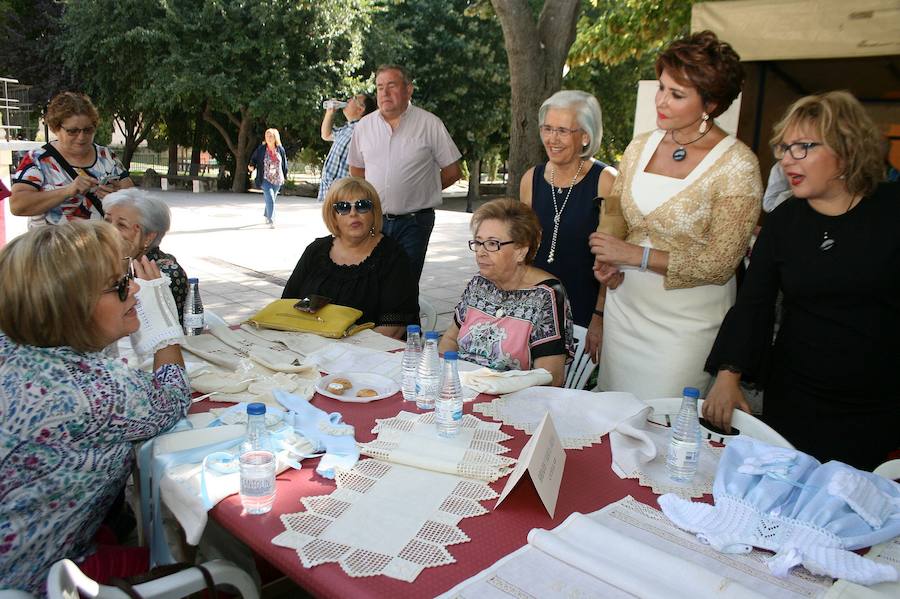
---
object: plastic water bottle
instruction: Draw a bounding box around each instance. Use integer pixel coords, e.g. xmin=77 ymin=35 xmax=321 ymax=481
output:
xmin=239 ymin=403 xmax=276 ymax=514
xmin=666 ymin=387 xmax=702 ymax=482
xmin=183 ymin=277 xmax=205 ymax=335
xmin=415 ymin=331 xmax=441 ymax=410
xmin=436 ymin=351 xmax=463 ymax=437
xmin=322 ymin=99 xmax=348 ymax=110
xmin=401 ymin=325 xmax=423 ymax=401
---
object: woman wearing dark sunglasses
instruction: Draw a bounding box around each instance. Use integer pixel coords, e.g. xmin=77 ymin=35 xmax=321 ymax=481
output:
xmin=282 ymin=176 xmax=418 ymax=339
xmin=0 ymin=221 xmax=189 ymax=591
xmin=10 ymin=92 xmax=134 ymax=228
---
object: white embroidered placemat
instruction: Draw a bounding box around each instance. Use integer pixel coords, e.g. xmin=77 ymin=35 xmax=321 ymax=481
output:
xmin=304 ymin=343 xmax=403 ymax=382
xmin=473 ymin=387 xmax=647 ymax=449
xmin=359 ymin=411 xmax=516 ymax=482
xmin=240 ymin=324 xmax=407 ymax=355
xmin=272 ymin=458 xmax=498 ymax=582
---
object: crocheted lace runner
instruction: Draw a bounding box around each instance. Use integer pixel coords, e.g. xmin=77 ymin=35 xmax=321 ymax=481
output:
xmin=473 ymin=387 xmax=648 ymax=449
xmin=359 ymin=411 xmax=515 ymax=482
xmin=272 ymin=458 xmax=498 ymax=581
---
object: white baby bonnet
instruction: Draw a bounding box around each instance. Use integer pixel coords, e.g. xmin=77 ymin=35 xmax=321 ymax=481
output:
xmin=658 ymin=436 xmax=900 ymax=585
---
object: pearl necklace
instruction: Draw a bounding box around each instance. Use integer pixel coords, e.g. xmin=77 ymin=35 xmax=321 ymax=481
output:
xmin=547 ymin=159 xmax=585 ymax=263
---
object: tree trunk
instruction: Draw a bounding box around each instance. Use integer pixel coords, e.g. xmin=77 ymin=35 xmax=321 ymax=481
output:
xmin=116 ymin=111 xmax=155 ymax=170
xmin=189 ymin=107 xmax=204 ymax=177
xmin=167 ymin=138 xmax=178 ymax=178
xmin=232 ymin=109 xmax=254 ymax=193
xmin=490 ymin=0 xmax=580 ymax=197
xmin=466 ymin=157 xmax=481 ymax=213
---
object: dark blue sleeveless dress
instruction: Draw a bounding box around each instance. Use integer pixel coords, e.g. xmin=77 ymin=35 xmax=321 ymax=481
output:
xmin=531 ymin=161 xmax=607 ymax=327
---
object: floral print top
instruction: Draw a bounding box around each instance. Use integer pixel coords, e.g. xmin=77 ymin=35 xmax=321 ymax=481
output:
xmin=0 ymin=334 xmax=189 ymax=593
xmin=454 ymin=275 xmax=574 ymax=371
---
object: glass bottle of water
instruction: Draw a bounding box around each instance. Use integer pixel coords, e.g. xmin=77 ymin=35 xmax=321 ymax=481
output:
xmin=666 ymin=387 xmax=702 ymax=482
xmin=415 ymin=331 xmax=441 ymax=411
xmin=401 ymin=325 xmax=423 ymax=401
xmin=183 ymin=277 xmax=205 ymax=336
xmin=239 ymin=402 xmax=276 ymax=514
xmin=436 ymin=351 xmax=463 ymax=437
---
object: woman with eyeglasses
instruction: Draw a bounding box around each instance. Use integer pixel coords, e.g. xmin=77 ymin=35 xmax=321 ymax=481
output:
xmin=248 ymin=127 xmax=289 ymax=227
xmin=520 ymin=90 xmax=616 ymax=363
xmin=439 ymin=198 xmax=575 ymax=386
xmin=104 ymin=188 xmax=190 ymax=324
xmin=10 ymin=92 xmax=134 ymax=228
xmin=702 ymin=91 xmax=899 ymax=470
xmin=0 ymin=221 xmax=189 ymax=591
xmin=282 ymin=176 xmax=418 ymax=339
xmin=588 ymin=31 xmax=762 ymax=400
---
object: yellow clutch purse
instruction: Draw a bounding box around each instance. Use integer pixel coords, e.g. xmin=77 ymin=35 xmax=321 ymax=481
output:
xmin=246 ymin=299 xmax=374 ymax=338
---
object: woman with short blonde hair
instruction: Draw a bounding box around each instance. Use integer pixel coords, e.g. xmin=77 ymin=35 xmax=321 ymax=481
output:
xmin=249 ymin=127 xmax=289 ymax=226
xmin=282 ymin=177 xmax=417 ymax=339
xmin=0 ymin=220 xmax=189 ymax=590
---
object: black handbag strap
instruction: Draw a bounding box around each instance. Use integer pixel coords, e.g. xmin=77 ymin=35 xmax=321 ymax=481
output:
xmin=41 ymin=142 xmax=105 ymax=217
xmin=109 ymin=563 xmax=219 ymax=599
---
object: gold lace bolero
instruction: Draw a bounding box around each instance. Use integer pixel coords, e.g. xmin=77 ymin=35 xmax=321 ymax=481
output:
xmin=612 ymin=131 xmax=762 ymax=290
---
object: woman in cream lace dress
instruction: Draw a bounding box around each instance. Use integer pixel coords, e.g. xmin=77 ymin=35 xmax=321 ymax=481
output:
xmin=589 ymin=31 xmax=762 ymax=399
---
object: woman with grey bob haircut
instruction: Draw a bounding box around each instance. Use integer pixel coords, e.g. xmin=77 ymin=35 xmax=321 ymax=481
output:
xmin=104 ymin=188 xmax=190 ymax=323
xmin=521 ymin=89 xmax=617 ymax=363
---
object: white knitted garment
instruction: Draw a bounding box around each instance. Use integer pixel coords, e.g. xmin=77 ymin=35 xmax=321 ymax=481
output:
xmin=130 ymin=276 xmax=184 ymax=357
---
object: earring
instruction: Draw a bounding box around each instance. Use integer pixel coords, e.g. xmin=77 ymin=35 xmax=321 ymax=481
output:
xmin=369 ymin=226 xmax=376 ymax=237
xmin=699 ymin=112 xmax=709 ymax=134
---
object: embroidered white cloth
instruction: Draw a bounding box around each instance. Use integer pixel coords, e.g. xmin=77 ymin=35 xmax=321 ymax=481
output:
xmin=304 ymin=343 xmax=403 ymax=381
xmin=440 ymin=496 xmax=834 ymax=599
xmin=272 ymin=459 xmax=498 ymax=582
xmin=609 ymin=408 xmax=722 ymax=498
xmin=473 ymin=387 xmax=647 ymax=449
xmin=240 ymin=324 xmax=407 ymax=355
xmin=824 ymin=538 xmax=900 ymax=598
xmin=359 ymin=411 xmax=516 ymax=482
xmin=458 ymin=367 xmax=552 ymax=395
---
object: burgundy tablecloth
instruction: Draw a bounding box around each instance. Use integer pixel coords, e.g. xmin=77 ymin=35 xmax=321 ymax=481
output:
xmin=198 ymin=393 xmax=663 ymax=598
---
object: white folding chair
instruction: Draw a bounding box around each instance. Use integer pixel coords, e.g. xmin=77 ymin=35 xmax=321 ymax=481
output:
xmin=874 ymin=459 xmax=900 ymax=480
xmin=644 ymin=397 xmax=794 ymax=449
xmin=419 ymin=296 xmax=438 ymax=332
xmin=46 ymin=559 xmax=259 ymax=599
xmin=565 ymin=324 xmax=597 ymax=390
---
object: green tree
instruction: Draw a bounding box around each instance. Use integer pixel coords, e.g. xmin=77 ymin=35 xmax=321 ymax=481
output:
xmin=365 ymin=0 xmax=509 ymax=210
xmin=153 ymin=0 xmax=369 ymax=192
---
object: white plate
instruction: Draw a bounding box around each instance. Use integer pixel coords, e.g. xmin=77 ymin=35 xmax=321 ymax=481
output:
xmin=315 ymin=372 xmax=399 ymax=403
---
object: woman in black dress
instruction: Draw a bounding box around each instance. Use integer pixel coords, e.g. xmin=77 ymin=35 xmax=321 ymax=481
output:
xmin=703 ymin=91 xmax=899 ymax=470
xmin=282 ymin=177 xmax=418 ymax=339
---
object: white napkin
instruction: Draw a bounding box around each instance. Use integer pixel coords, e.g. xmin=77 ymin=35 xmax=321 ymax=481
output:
xmin=459 ymin=367 xmax=552 ymax=395
xmin=305 ymin=343 xmax=403 ymax=381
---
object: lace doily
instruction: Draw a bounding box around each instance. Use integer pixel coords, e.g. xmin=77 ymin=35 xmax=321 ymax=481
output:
xmin=474 ymin=387 xmax=647 ymax=449
xmin=273 ymin=458 xmax=498 ymax=582
xmin=359 ymin=411 xmax=515 ymax=482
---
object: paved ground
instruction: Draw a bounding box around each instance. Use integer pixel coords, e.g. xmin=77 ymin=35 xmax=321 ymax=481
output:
xmin=156 ymin=187 xmax=491 ymax=332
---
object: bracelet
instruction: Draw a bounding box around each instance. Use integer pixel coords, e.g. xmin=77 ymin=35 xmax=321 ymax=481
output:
xmin=639 ymin=246 xmax=651 ymax=271
xmin=593 ymin=309 xmax=604 ymax=318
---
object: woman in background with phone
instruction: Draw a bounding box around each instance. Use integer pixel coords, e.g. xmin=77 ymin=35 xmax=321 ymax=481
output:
xmin=282 ymin=177 xmax=418 ymax=339
xmin=10 ymin=91 xmax=134 ymax=228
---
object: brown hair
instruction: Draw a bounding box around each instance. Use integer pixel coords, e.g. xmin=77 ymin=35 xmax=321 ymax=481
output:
xmin=470 ymin=198 xmax=542 ymax=264
xmin=770 ymin=91 xmax=884 ymax=198
xmin=0 ymin=220 xmax=124 ymax=352
xmin=655 ymin=30 xmax=744 ymax=118
xmin=321 ymin=177 xmax=384 ymax=237
xmin=45 ymin=91 xmax=100 ymax=131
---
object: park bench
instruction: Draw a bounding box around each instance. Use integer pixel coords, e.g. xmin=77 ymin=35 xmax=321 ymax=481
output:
xmin=160 ymin=174 xmax=217 ymax=193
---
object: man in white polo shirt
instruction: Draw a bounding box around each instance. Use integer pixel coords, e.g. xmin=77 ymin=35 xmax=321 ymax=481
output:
xmin=349 ymin=64 xmax=461 ymax=283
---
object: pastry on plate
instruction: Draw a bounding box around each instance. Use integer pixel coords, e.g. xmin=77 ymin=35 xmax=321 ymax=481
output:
xmin=356 ymin=388 xmax=378 ymax=398
xmin=325 ymin=382 xmax=346 ymax=395
xmin=331 ymin=377 xmax=353 ymax=390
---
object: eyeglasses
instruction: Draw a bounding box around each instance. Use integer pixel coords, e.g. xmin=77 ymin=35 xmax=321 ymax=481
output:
xmin=333 ymin=199 xmax=374 ymax=215
xmin=539 ymin=125 xmax=581 ymax=138
xmin=103 ymin=258 xmax=134 ymax=301
xmin=60 ymin=125 xmax=97 ymax=137
xmin=468 ymin=239 xmax=515 ymax=252
xmin=772 ymin=142 xmax=822 ymax=160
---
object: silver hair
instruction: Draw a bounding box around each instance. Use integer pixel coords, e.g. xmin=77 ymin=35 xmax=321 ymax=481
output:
xmin=103 ymin=188 xmax=171 ymax=249
xmin=538 ymin=90 xmax=603 ymax=158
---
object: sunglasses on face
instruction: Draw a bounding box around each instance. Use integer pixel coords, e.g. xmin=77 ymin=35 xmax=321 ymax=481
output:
xmin=333 ymin=199 xmax=374 ymax=215
xmin=60 ymin=125 xmax=97 ymax=136
xmin=103 ymin=258 xmax=134 ymax=301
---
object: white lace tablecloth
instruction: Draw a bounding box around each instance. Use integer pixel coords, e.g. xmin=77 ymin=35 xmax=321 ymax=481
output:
xmin=473 ymin=387 xmax=647 ymax=449
xmin=240 ymin=324 xmax=406 ymax=355
xmin=272 ymin=459 xmax=498 ymax=582
xmin=440 ymin=495 xmax=834 ymax=599
xmin=359 ymin=411 xmax=516 ymax=482
xmin=304 ymin=343 xmax=403 ymax=382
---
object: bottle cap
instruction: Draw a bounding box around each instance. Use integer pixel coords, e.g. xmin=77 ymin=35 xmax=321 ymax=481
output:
xmin=444 ymin=351 xmax=458 ymax=360
xmin=246 ymin=402 xmax=267 ymax=415
xmin=407 ymin=324 xmax=421 ymax=333
xmin=188 ymin=277 xmax=199 ymax=284
xmin=683 ymin=387 xmax=700 ymax=399
xmin=425 ymin=331 xmax=439 ymax=340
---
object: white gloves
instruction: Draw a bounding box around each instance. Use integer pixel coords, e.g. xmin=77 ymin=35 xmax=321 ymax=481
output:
xmin=130 ymin=276 xmax=183 ymax=357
